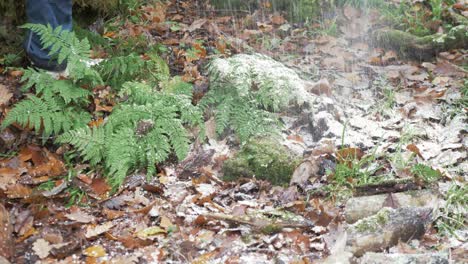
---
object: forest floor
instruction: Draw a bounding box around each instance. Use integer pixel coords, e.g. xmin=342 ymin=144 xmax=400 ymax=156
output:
xmin=0 ymin=0 xmax=467 ymax=263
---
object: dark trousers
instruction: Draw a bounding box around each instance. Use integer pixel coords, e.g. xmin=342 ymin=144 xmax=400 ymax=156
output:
xmin=24 ymin=0 xmax=72 ymax=63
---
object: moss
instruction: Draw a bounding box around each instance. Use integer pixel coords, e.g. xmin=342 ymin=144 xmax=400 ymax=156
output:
xmin=261 ymin=224 xmax=283 ymax=235
xmin=354 ymin=207 xmax=391 ymax=233
xmin=222 ymin=137 xmax=300 ymax=185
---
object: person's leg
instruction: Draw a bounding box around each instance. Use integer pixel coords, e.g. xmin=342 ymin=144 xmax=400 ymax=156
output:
xmin=24 ymin=0 xmax=73 ymax=71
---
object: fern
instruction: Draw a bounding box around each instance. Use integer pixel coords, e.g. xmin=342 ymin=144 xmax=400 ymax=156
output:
xmin=21 ymin=23 xmax=103 ymax=86
xmin=96 ymin=52 xmax=170 ymax=90
xmin=2 ymin=95 xmax=91 ymax=138
xmin=2 ymin=23 xmax=102 ymax=138
xmin=58 ymin=80 xmax=203 ymax=189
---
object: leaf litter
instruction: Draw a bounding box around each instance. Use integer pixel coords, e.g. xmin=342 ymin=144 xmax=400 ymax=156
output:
xmin=0 ymin=0 xmax=467 ymax=263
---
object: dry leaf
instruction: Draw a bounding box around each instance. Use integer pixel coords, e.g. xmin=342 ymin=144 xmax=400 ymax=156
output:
xmin=85 ymin=222 xmax=114 ymax=238
xmin=159 ymin=216 xmax=173 ymax=229
xmin=5 ymin=184 xmax=32 ymax=199
xmin=83 ymin=245 xmax=106 ymax=258
xmin=65 ymin=210 xmax=95 ymax=223
xmin=136 ymin=226 xmax=166 ymax=239
xmin=0 ymin=84 xmax=12 ymax=107
xmin=33 ymin=239 xmax=52 ymax=259
xmin=188 ymin=19 xmax=207 ymax=32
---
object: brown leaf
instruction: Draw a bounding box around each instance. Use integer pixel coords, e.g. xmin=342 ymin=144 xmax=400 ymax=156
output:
xmin=406 ymin=144 xmax=423 ymax=158
xmin=188 ymin=19 xmax=207 ymax=32
xmin=65 ymin=210 xmax=95 ymax=223
xmin=117 ymin=235 xmax=153 ymax=249
xmin=90 ymin=178 xmax=110 ymax=196
xmin=85 ymin=222 xmax=114 ymax=239
xmin=5 ymin=184 xmax=32 ymax=199
xmin=0 ymin=84 xmax=12 ymax=107
xmin=271 ymin=14 xmax=286 ymax=25
xmin=102 ymin=208 xmax=125 ymax=220
xmin=336 ymin=148 xmax=364 ymax=162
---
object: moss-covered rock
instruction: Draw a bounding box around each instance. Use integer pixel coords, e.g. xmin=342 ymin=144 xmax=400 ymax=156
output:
xmin=222 ymin=138 xmax=301 ymax=185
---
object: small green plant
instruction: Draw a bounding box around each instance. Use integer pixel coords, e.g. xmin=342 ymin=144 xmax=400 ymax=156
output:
xmin=411 ymin=164 xmax=441 ymax=183
xmin=0 ymin=52 xmax=22 ymax=66
xmin=58 ymin=80 xmax=203 ymax=188
xmin=333 ymin=154 xmax=382 ymax=187
xmin=66 ymin=187 xmax=88 ymax=207
xmin=436 ymin=184 xmax=467 ymax=237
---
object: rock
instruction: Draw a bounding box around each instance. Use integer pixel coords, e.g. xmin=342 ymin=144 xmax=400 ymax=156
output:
xmin=222 ymin=137 xmax=301 ymax=185
xmin=346 ymin=207 xmax=432 ymax=257
xmin=345 ymin=190 xmax=439 ymax=223
xmin=358 ymin=252 xmax=449 ymax=264
xmin=208 ymin=53 xmax=316 ymax=109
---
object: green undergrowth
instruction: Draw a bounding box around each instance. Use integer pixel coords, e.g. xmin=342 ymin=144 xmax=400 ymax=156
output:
xmin=222 ymin=138 xmax=301 ymax=185
xmin=1 ymin=23 xmax=294 ymax=191
xmin=436 ymin=184 xmax=467 ymax=237
xmin=1 ymin=24 xmax=202 ymax=190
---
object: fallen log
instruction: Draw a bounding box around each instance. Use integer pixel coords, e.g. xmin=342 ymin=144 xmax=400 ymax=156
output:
xmin=346 ymin=207 xmax=432 ymax=257
xmin=372 ymin=25 xmax=468 ymax=60
xmin=358 ymin=252 xmax=449 ymax=264
xmin=354 ymin=178 xmax=421 ymax=196
xmin=345 ymin=189 xmax=438 ymax=224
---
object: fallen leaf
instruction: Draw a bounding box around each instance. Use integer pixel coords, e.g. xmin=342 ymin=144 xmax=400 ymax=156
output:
xmin=90 ymin=178 xmax=110 ymax=196
xmin=271 ymin=14 xmax=285 ymax=25
xmin=5 ymin=184 xmax=32 ymax=199
xmin=406 ymin=144 xmax=423 ymax=158
xmin=65 ymin=210 xmax=95 ymax=223
xmin=0 ymin=84 xmax=12 ymax=107
xmin=159 ymin=216 xmax=173 ymax=229
xmin=188 ymin=19 xmax=207 ymax=32
xmin=83 ymin=245 xmax=106 ymax=258
xmin=33 ymin=239 xmax=52 ymax=259
xmin=85 ymin=222 xmax=114 ymax=239
xmin=336 ymin=148 xmax=364 ymax=162
xmin=136 ymin=226 xmax=166 ymax=239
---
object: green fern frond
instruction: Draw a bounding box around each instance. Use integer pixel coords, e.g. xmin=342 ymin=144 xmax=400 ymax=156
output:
xmin=57 ymin=126 xmax=106 ymax=165
xmin=96 ymin=52 xmax=170 ymax=90
xmin=22 ymin=23 xmax=90 ymax=63
xmin=2 ymin=95 xmax=90 ymax=137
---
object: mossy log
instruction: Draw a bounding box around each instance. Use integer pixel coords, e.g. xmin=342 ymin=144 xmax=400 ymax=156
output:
xmin=345 ymin=189 xmax=438 ymax=224
xmin=346 ymin=207 xmax=432 ymax=257
xmin=372 ymin=26 xmax=468 ymax=60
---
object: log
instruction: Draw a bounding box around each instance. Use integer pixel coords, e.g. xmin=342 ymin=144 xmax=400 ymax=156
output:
xmin=358 ymin=252 xmax=449 ymax=264
xmin=354 ymin=178 xmax=421 ymax=196
xmin=345 ymin=190 xmax=438 ymax=224
xmin=346 ymin=207 xmax=432 ymax=257
xmin=372 ymin=26 xmax=468 ymax=60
